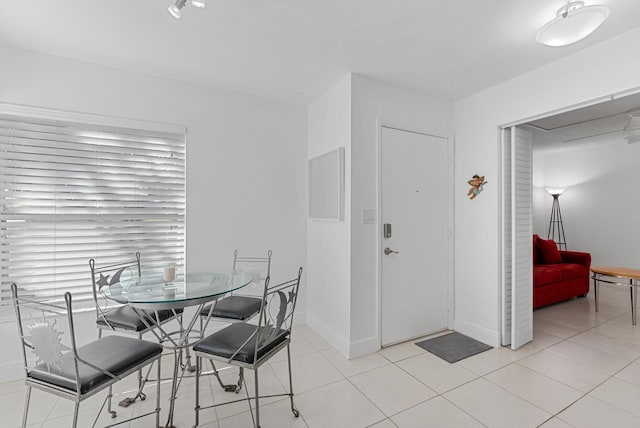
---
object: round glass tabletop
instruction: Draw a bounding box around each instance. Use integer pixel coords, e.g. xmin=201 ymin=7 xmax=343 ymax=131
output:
xmin=102 ymin=269 xmax=253 ymax=310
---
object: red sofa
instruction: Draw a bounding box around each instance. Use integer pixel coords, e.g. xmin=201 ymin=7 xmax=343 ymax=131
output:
xmin=533 ymin=234 xmax=591 ymax=309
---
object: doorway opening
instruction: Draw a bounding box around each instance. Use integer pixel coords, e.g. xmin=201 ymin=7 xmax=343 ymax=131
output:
xmin=500 ymin=89 xmax=640 ymax=348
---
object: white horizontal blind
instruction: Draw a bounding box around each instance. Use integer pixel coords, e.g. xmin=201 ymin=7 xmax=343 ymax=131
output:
xmin=0 ymin=110 xmax=186 ymax=307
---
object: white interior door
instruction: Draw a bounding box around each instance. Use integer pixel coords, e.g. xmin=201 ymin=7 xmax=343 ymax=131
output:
xmin=381 ymin=126 xmax=449 ymax=346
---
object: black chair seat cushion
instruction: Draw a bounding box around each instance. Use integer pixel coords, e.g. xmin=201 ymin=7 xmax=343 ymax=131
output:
xmin=28 ymin=335 xmax=162 ymax=394
xmin=96 ymin=305 xmax=182 ymax=332
xmin=199 ymin=295 xmax=262 ymax=321
xmin=194 ymin=322 xmax=288 ymax=364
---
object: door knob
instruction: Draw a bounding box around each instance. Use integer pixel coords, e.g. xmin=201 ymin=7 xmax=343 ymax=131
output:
xmin=384 ymin=247 xmax=399 ymax=255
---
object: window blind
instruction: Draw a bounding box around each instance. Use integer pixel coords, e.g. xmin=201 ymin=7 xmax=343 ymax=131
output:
xmin=0 ymin=110 xmax=186 ymax=307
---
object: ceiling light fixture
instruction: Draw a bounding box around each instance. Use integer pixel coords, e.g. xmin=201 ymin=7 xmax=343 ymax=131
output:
xmin=536 ymin=1 xmax=610 ymax=47
xmin=191 ymin=0 xmax=206 ymax=8
xmin=168 ymin=0 xmax=187 ymax=19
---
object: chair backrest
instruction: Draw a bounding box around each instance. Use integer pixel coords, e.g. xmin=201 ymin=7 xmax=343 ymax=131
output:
xmin=253 ymin=267 xmax=303 ymax=360
xmin=232 ymin=249 xmax=272 ymax=283
xmin=89 ymin=253 xmax=142 ymax=326
xmin=11 ymin=283 xmax=82 ymax=394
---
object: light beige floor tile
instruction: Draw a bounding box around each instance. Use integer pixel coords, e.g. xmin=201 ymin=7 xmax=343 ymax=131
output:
xmin=396 ymin=352 xmax=478 ymax=393
xmin=2 ymin=389 xmax=57 ymax=427
xmin=546 ymin=339 xmax=637 ymax=375
xmin=518 ymin=349 xmax=609 ymax=393
xmin=0 ymin=379 xmax=25 ymax=396
xmin=485 ymin=363 xmax=582 ymax=414
xmin=538 ymin=416 xmax=576 ymax=427
xmin=196 ymin=420 xmax=220 ymax=428
xmin=590 ymin=322 xmax=640 ymax=345
xmin=455 ymin=344 xmax=535 ymax=376
xmin=533 ymin=317 xmax=583 ymax=339
xmin=213 ymin=364 xmax=287 ymax=420
xmin=615 ymin=359 xmax=640 ymax=386
xmin=605 ymin=312 xmax=637 ymax=328
xmin=350 ymin=364 xmax=436 ymax=417
xmin=367 ymin=419 xmax=398 ymax=428
xmin=321 ymin=347 xmax=390 ymax=378
xmin=217 ymin=397 xmax=308 ymax=428
xmin=557 ymin=395 xmax=640 ymax=428
xmin=295 ymin=324 xmax=332 ymax=352
xmin=443 ymin=378 xmax=550 ymax=428
xmin=40 ymin=405 xmax=135 ymax=428
xmin=531 ymin=330 xmax=565 ymax=350
xmin=271 ymin=351 xmax=344 ymax=394
xmin=568 ymin=331 xmax=640 ymax=359
xmin=589 ymin=377 xmax=640 ymax=417
xmin=391 ymin=396 xmax=484 ymax=428
xmin=295 ymin=379 xmax=385 ymax=428
xmin=378 ymin=340 xmax=426 ymax=363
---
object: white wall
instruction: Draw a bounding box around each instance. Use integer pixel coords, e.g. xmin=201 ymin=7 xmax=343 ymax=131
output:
xmin=533 ymin=142 xmax=640 ymax=266
xmin=454 ymin=28 xmax=640 ymax=347
xmin=350 ymin=75 xmax=453 ymax=356
xmin=306 ymin=75 xmax=352 ymax=356
xmin=0 ymin=46 xmax=307 ymax=381
xmin=307 ymin=74 xmax=453 ymax=358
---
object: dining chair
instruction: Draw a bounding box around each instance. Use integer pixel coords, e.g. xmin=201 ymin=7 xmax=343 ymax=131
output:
xmin=193 ymin=267 xmax=303 ymax=428
xmin=198 ymin=249 xmax=272 ymax=392
xmin=10 ymin=282 xmax=163 ymax=428
xmin=89 ymin=253 xmax=181 ymax=405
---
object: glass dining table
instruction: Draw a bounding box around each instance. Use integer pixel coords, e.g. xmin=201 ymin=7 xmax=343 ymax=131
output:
xmin=103 ymin=269 xmax=253 ymax=428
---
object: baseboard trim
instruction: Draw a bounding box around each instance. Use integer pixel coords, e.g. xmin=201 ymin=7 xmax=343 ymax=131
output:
xmin=306 ymin=312 xmax=350 ymax=357
xmin=453 ymin=318 xmax=500 ymax=347
xmin=349 ymin=335 xmax=380 ymax=359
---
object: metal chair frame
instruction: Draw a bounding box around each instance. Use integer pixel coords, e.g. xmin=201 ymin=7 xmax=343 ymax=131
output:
xmin=193 ymin=267 xmax=303 ymax=428
xmin=11 ymin=283 xmax=162 ymax=428
xmin=198 ymin=249 xmax=272 ymax=393
xmin=89 ymin=253 xmax=181 ymax=405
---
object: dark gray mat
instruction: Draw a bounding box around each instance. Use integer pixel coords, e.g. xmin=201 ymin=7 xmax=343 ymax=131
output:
xmin=415 ymin=332 xmax=492 ymax=363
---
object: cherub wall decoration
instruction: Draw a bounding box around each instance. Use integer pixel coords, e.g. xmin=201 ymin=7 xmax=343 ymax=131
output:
xmin=467 ymin=174 xmax=487 ymax=200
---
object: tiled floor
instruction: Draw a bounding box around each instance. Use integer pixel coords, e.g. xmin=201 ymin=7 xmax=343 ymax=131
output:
xmin=3 ymin=285 xmax=640 ymax=427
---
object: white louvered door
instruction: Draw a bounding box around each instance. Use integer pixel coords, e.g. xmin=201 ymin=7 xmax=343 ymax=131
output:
xmin=501 ymin=128 xmax=512 ymax=346
xmin=510 ymin=126 xmax=533 ymax=349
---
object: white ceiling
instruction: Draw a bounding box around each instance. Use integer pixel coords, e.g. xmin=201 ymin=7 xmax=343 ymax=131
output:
xmin=1 ymin=0 xmax=640 ymax=105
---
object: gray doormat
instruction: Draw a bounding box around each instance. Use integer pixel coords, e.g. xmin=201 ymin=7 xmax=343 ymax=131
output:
xmin=415 ymin=332 xmax=492 ymax=363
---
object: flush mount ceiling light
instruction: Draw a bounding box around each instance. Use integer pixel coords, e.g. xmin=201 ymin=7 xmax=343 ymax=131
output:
xmin=536 ymin=1 xmax=610 ymax=47
xmin=168 ymin=0 xmax=205 ymax=19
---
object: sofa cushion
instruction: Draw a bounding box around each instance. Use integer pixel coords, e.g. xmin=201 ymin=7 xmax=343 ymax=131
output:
xmin=533 ymin=234 xmax=540 ymax=265
xmin=561 ymin=263 xmax=589 ymax=281
xmin=534 ymin=264 xmax=565 ymax=287
xmin=538 ymin=238 xmax=562 ymax=264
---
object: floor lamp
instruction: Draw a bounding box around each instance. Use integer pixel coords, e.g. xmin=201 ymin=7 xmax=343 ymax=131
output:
xmin=546 ymin=187 xmax=567 ymax=250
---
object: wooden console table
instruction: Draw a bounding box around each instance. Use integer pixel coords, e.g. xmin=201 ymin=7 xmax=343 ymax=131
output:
xmin=591 ymin=266 xmax=640 ymax=326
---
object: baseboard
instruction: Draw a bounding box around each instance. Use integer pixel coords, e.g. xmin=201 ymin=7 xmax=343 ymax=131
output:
xmin=349 ymin=335 xmax=380 ymax=359
xmin=453 ymin=318 xmax=500 ymax=347
xmin=306 ymin=312 xmax=350 ymax=357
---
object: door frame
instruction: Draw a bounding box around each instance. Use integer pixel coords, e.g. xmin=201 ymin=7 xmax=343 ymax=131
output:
xmin=498 ymin=86 xmax=640 ymax=347
xmin=376 ymin=120 xmax=455 ymax=347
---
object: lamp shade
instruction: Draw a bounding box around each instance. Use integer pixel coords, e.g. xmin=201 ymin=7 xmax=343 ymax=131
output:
xmin=536 ymin=2 xmax=610 ymax=47
xmin=545 ymin=187 xmax=566 ymax=196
